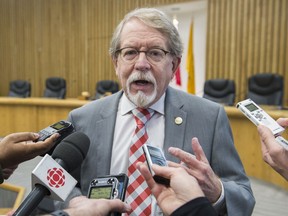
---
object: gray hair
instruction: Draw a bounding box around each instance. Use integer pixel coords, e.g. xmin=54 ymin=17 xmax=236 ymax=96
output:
xmin=109 ymin=8 xmax=183 ymax=59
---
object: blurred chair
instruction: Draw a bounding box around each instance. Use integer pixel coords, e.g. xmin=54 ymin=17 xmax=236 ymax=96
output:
xmin=8 ymin=80 xmax=31 ymax=98
xmin=0 ymin=183 xmax=25 ymax=215
xmin=203 ymin=79 xmax=236 ymax=106
xmin=43 ymin=77 xmax=66 ymax=99
xmin=247 ymin=73 xmax=283 ymax=106
xmin=95 ymin=80 xmax=119 ymax=99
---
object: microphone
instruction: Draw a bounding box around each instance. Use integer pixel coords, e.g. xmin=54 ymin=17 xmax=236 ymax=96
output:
xmin=13 ymin=131 xmax=90 ymax=216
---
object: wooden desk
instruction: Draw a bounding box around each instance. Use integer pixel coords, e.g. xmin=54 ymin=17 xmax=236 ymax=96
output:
xmin=0 ymin=183 xmax=25 ymax=214
xmin=0 ymin=97 xmax=88 ymax=136
xmin=225 ymin=106 xmax=288 ymax=189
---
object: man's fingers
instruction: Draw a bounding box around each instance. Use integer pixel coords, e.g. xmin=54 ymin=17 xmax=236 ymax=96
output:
xmin=276 ymin=118 xmax=288 ymax=128
xmin=4 ymin=132 xmax=40 ymax=143
xmin=168 ymin=146 xmax=198 ymax=169
xmin=137 ymin=162 xmax=155 ymax=187
xmin=105 ymin=199 xmax=131 ymax=213
xmin=27 ymin=133 xmax=59 ymax=159
xmin=258 ymin=125 xmax=278 ymax=150
xmin=150 ymin=164 xmax=174 ymax=180
xmin=191 ymin=138 xmax=209 ymax=163
xmin=44 ymin=133 xmax=60 ymax=143
xmin=26 ymin=133 xmax=60 ymax=154
xmin=167 ymin=160 xmax=182 ymax=168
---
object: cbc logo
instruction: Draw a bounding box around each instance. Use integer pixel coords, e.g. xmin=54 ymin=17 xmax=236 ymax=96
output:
xmin=47 ymin=168 xmax=66 ymax=188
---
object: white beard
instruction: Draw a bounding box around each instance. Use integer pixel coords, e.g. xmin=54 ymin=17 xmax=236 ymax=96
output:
xmin=126 ymin=71 xmax=157 ymax=108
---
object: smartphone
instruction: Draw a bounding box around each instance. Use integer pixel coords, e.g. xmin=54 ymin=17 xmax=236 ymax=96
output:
xmin=236 ymin=99 xmax=284 ymax=136
xmin=37 ymin=120 xmax=75 ymax=142
xmin=87 ymin=177 xmax=119 ymax=200
xmin=142 ymin=144 xmax=170 ymax=186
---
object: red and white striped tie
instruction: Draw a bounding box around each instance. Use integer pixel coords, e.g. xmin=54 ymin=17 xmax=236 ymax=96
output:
xmin=126 ymin=108 xmax=154 ymax=216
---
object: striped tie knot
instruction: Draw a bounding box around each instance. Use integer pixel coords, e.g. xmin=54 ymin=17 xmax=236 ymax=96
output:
xmin=132 ymin=108 xmax=154 ymax=127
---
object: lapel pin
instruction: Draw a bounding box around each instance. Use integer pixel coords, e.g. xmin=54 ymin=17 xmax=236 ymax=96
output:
xmin=175 ymin=117 xmax=183 ymax=125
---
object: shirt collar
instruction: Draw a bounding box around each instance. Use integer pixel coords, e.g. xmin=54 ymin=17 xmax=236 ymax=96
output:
xmin=120 ymin=93 xmax=165 ymax=116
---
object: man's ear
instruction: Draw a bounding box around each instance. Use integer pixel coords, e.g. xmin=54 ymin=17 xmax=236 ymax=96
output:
xmin=112 ymin=57 xmax=118 ymax=69
xmin=112 ymin=57 xmax=119 ymax=77
xmin=172 ymin=57 xmax=181 ymax=75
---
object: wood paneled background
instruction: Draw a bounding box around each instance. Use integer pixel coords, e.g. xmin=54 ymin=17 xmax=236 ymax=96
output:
xmin=0 ymin=0 xmax=287 ymax=106
xmin=0 ymin=0 xmax=191 ymax=98
xmin=206 ymin=0 xmax=288 ymax=106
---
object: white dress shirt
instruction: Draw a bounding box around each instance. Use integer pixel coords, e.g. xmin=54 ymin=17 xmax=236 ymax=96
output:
xmin=110 ymin=93 xmax=165 ymax=215
xmin=110 ymin=92 xmax=224 ymax=214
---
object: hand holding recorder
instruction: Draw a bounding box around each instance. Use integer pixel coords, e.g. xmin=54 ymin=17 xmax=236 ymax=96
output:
xmin=87 ymin=174 xmax=128 ymax=200
xmin=87 ymin=174 xmax=129 ymax=216
xmin=64 ymin=196 xmax=131 ymax=216
xmin=236 ymin=99 xmax=288 ymax=149
xmin=258 ymin=118 xmax=288 ymax=180
xmin=36 ymin=120 xmax=74 ymax=142
xmin=36 ymin=120 xmax=75 ymax=155
xmin=0 ymin=132 xmax=59 ymax=171
xmin=142 ymin=144 xmax=170 ymax=186
xmin=237 ymin=99 xmax=288 ymax=180
xmin=137 ymin=162 xmax=217 ymax=216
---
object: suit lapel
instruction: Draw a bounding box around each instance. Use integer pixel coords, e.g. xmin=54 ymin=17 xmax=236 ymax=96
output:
xmin=93 ymin=91 xmax=123 ymax=176
xmin=163 ymin=87 xmax=187 ymax=162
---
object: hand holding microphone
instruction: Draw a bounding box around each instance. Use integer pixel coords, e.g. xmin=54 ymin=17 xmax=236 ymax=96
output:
xmin=13 ymin=131 xmax=90 ymax=216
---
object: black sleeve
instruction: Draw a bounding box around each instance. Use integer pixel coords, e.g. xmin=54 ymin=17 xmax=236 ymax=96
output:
xmin=0 ymin=163 xmax=3 ymax=184
xmin=171 ymin=197 xmax=217 ymax=216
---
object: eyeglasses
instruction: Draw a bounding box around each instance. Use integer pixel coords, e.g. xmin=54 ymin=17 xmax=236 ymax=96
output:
xmin=115 ymin=47 xmax=171 ymax=63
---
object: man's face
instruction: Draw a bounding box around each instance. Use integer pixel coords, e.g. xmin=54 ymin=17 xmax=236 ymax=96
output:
xmin=113 ymin=19 xmax=180 ymax=108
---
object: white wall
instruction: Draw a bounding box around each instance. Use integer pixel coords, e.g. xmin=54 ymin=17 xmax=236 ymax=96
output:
xmin=158 ymin=0 xmax=207 ymax=96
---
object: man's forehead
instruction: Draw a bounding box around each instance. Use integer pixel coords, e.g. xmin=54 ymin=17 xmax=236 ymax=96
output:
xmin=120 ymin=19 xmax=168 ymax=48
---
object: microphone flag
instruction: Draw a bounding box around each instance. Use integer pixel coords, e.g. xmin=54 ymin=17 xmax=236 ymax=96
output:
xmin=31 ymin=154 xmax=77 ymax=201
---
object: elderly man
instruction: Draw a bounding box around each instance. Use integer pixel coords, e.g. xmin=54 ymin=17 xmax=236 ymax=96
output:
xmin=57 ymin=8 xmax=255 ymax=216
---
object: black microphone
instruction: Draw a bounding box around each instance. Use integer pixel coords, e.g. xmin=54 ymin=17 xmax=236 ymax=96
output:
xmin=13 ymin=131 xmax=90 ymax=216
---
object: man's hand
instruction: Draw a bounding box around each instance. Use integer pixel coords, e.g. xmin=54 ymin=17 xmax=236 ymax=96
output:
xmin=137 ymin=163 xmax=204 ymax=215
xmin=168 ymin=137 xmax=222 ymax=203
xmin=64 ymin=196 xmax=131 ymax=216
xmin=258 ymin=118 xmax=288 ymax=180
xmin=0 ymin=132 xmax=59 ymax=169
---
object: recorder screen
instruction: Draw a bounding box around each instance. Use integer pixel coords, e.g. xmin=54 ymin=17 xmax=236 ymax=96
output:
xmin=89 ymin=186 xmax=112 ymax=199
xmin=245 ymin=103 xmax=259 ymax=112
xmin=51 ymin=122 xmax=65 ymax=130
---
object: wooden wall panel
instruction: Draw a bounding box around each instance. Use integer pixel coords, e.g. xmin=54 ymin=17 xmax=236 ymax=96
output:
xmin=0 ymin=0 xmax=192 ymax=98
xmin=206 ymin=0 xmax=288 ymax=106
xmin=1 ymin=0 xmax=286 ymax=105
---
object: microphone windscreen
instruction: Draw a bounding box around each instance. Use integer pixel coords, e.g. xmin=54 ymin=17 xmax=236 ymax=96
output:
xmin=51 ymin=131 xmax=90 ymax=172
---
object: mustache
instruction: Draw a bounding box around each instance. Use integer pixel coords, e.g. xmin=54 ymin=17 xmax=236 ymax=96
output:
xmin=127 ymin=71 xmax=156 ymax=84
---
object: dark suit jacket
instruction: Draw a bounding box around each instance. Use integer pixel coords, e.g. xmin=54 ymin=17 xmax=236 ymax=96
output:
xmin=171 ymin=197 xmax=217 ymax=216
xmin=67 ymin=87 xmax=255 ymax=215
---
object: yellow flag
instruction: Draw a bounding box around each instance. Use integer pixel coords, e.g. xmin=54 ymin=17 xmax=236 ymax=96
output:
xmin=186 ymin=22 xmax=195 ymax=94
